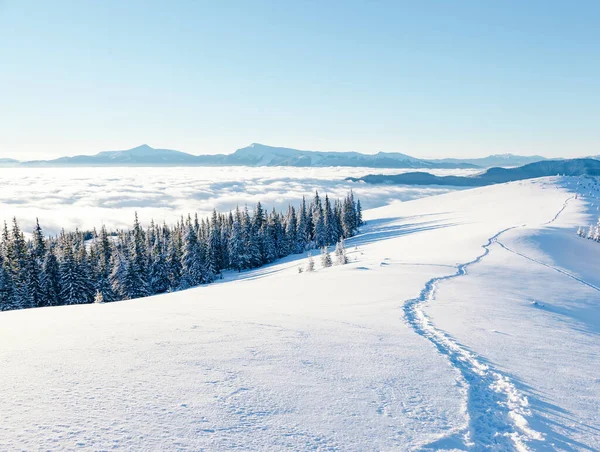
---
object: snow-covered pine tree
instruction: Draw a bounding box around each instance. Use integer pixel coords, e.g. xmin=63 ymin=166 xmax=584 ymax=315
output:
xmin=356 ymin=199 xmax=363 ymax=226
xmin=207 ymin=209 xmax=221 ymax=276
xmin=179 ymin=221 xmax=204 ymax=289
xmin=59 ymin=236 xmax=89 ymax=305
xmin=335 ymin=239 xmax=348 ymax=265
xmin=199 ymin=234 xmax=215 ymax=284
xmin=228 ymin=207 xmax=245 ymax=272
xmin=0 ymin=252 xmax=16 ymax=311
xmin=42 ymin=246 xmax=61 ymax=306
xmin=7 ymin=218 xmax=33 ymax=309
xmin=26 ymin=243 xmax=44 ymax=307
xmin=244 ymin=206 xmax=263 ymax=268
xmin=149 ymin=237 xmax=170 ymax=294
xmin=285 ymin=205 xmax=298 ymax=254
xmin=306 ymin=252 xmax=315 ymax=272
xmin=321 ymin=246 xmax=332 ymax=268
xmin=94 ymin=290 xmax=104 ymax=304
xmin=323 ymin=194 xmax=338 ymax=246
xmin=296 ymin=199 xmax=309 ymax=253
xmin=166 ymin=228 xmax=182 ymax=290
xmin=342 ymin=195 xmax=357 ymax=238
xmin=109 ymin=250 xmax=128 ymax=300
xmin=32 ymin=218 xmax=47 ymax=262
xmin=130 ymin=213 xmax=149 ymax=293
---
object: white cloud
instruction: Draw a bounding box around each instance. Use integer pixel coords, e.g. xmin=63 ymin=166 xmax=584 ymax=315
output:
xmin=0 ymin=167 xmax=477 ymax=235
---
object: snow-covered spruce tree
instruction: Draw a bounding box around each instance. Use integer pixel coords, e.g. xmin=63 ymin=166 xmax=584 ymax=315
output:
xmin=285 ymin=206 xmax=298 ymax=255
xmin=148 ymin=237 xmax=170 ymax=294
xmin=59 ymin=237 xmax=88 ymax=305
xmin=306 ymin=252 xmax=315 ymax=272
xmin=179 ymin=219 xmax=204 ymax=289
xmin=207 ymin=209 xmax=221 ymax=276
xmin=335 ymin=239 xmax=348 ymax=265
xmin=26 ymin=243 xmax=44 ymax=308
xmin=130 ymin=213 xmax=149 ymax=294
xmin=0 ymin=252 xmax=16 ymax=311
xmin=41 ymin=246 xmax=61 ymax=307
xmin=324 ymin=195 xmax=338 ymax=246
xmin=321 ymin=247 xmax=332 ymax=268
xmin=166 ymin=228 xmax=183 ymax=290
xmin=228 ymin=207 xmax=245 ymax=272
xmin=109 ymin=250 xmax=128 ymax=300
xmin=6 ymin=218 xmax=33 ymax=309
xmin=245 ymin=207 xmax=262 ymax=268
xmin=342 ymin=193 xmax=357 ymax=238
xmin=94 ymin=290 xmax=104 ymax=304
xmin=356 ymin=199 xmax=363 ymax=226
xmin=296 ymin=197 xmax=309 ymax=252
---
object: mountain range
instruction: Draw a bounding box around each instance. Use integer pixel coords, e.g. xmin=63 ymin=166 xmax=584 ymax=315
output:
xmin=0 ymin=143 xmax=557 ymax=169
xmin=346 ymin=158 xmax=600 ymax=186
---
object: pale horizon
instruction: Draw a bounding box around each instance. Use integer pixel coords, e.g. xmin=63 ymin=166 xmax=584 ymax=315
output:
xmin=0 ymin=141 xmax=588 ymax=162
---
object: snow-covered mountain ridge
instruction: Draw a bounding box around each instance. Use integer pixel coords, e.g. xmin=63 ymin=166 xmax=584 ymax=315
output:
xmin=4 ymin=143 xmax=549 ymax=169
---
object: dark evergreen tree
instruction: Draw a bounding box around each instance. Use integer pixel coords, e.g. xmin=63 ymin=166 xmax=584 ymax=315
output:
xmin=149 ymin=238 xmax=170 ymax=294
xmin=228 ymin=207 xmax=245 ymax=272
xmin=180 ymin=221 xmax=204 ymax=289
xmin=0 ymin=253 xmax=16 ymax=311
xmin=356 ymin=199 xmax=363 ymax=226
xmin=285 ymin=206 xmax=298 ymax=254
xmin=42 ymin=246 xmax=61 ymax=307
xmin=59 ymin=239 xmax=88 ymax=305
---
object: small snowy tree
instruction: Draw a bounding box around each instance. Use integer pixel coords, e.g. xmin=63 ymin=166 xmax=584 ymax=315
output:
xmin=306 ymin=252 xmax=315 ymax=272
xmin=321 ymin=247 xmax=332 ymax=268
xmin=94 ymin=290 xmax=104 ymax=304
xmin=335 ymin=239 xmax=348 ymax=265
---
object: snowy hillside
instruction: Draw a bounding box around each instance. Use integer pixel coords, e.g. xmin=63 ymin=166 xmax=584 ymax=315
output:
xmin=1 ymin=177 xmax=599 ymax=450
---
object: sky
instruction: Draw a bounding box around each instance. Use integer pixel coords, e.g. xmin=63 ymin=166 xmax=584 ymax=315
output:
xmin=1 ymin=0 xmax=599 ymax=160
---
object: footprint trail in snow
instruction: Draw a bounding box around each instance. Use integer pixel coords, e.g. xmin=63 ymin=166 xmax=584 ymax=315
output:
xmin=399 ymin=192 xmax=577 ymax=451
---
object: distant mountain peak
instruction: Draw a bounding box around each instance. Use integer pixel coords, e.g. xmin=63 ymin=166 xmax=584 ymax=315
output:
xmin=131 ymin=144 xmax=153 ymax=151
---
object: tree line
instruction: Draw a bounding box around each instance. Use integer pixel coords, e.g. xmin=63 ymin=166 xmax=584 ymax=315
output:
xmin=0 ymin=191 xmax=362 ymax=311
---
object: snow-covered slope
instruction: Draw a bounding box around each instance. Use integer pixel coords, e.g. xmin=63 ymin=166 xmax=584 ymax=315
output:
xmin=1 ymin=177 xmax=599 ymax=450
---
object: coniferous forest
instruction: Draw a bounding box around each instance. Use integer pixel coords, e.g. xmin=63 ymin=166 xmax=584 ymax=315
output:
xmin=0 ymin=191 xmax=362 ymax=311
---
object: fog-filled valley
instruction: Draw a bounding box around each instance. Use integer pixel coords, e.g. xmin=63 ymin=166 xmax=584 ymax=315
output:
xmin=0 ymin=166 xmax=479 ymax=234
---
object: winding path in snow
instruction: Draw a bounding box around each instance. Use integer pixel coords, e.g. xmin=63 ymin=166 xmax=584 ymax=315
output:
xmin=403 ymin=227 xmax=543 ymax=451
xmin=403 ymin=194 xmax=596 ymax=450
xmin=400 ymin=195 xmax=580 ymax=450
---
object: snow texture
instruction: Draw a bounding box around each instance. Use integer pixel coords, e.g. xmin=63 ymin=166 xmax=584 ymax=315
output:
xmin=0 ymin=176 xmax=599 ymax=450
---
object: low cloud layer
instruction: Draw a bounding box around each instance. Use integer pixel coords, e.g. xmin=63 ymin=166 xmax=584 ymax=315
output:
xmin=0 ymin=167 xmax=477 ymax=235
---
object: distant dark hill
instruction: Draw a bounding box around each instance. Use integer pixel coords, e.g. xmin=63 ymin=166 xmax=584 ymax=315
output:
xmin=0 ymin=158 xmax=19 ymax=167
xmin=347 ymin=159 xmax=600 ymax=186
xmin=429 ymin=153 xmax=548 ymax=168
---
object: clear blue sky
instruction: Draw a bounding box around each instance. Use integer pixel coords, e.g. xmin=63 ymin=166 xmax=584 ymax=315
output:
xmin=1 ymin=0 xmax=599 ymax=160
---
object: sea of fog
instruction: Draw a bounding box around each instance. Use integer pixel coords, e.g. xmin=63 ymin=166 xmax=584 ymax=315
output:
xmin=0 ymin=166 xmax=480 ymax=235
